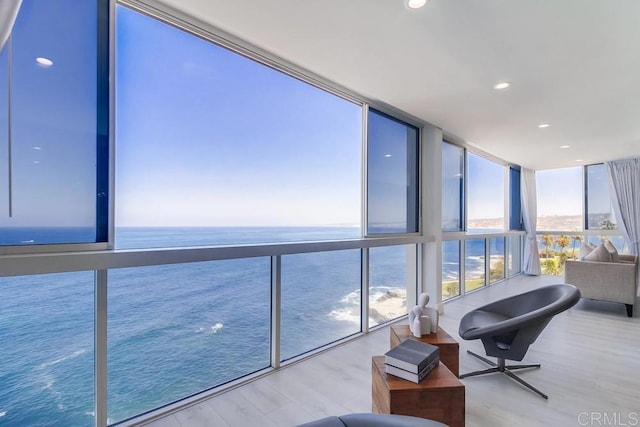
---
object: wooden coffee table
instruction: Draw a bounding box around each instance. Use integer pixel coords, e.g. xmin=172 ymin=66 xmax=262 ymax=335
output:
xmin=390 ymin=324 xmax=459 ymax=377
xmin=372 ymin=356 xmax=465 ymax=427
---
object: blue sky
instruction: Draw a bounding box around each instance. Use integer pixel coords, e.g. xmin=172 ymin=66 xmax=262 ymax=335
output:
xmin=466 ymin=152 xmax=505 ymax=221
xmin=115 ymin=6 xmax=362 ymax=227
xmin=536 ymin=167 xmax=583 ymax=216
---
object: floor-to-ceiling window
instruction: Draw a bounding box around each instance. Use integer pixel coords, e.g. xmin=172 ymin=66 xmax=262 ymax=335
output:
xmin=111 ymin=5 xmax=373 ymax=423
xmin=536 ymin=167 xmax=583 ymax=275
xmin=365 ymin=109 xmax=419 ymax=319
xmin=442 ymin=145 xmax=521 ymax=298
xmin=508 ymin=167 xmax=523 ymax=276
xmin=0 ymin=1 xmax=107 ymax=425
xmin=536 ymin=165 xmax=627 ymax=275
xmin=441 ymin=142 xmax=464 ymax=299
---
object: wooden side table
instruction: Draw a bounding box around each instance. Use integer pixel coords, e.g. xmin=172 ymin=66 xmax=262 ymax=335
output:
xmin=390 ymin=324 xmax=460 ymax=377
xmin=372 ymin=356 xmax=465 ymax=427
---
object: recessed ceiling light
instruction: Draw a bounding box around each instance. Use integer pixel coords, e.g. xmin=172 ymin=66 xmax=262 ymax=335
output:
xmin=407 ymin=0 xmax=427 ymax=9
xmin=493 ymin=82 xmax=510 ymax=90
xmin=36 ymin=57 xmax=53 ymax=67
xmin=384 ymin=154 xmax=392 ymax=158
xmin=538 ymin=123 xmax=550 ymax=128
xmin=576 ymin=159 xmax=584 ymax=162
xmin=33 ymin=146 xmax=41 ymax=150
xmin=560 ymin=145 xmax=571 ymax=149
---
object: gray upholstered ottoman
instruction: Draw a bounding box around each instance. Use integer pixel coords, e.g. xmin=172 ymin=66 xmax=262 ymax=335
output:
xmin=297 ymin=413 xmax=448 ymax=427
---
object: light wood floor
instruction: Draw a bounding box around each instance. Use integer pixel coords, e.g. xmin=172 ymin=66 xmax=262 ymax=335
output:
xmin=143 ymin=275 xmax=640 ymax=427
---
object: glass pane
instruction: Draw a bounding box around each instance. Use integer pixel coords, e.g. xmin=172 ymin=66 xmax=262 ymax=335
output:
xmin=369 ymin=245 xmax=414 ymax=327
xmin=465 ymin=238 xmax=485 ymax=292
xmin=108 ymin=259 xmax=271 ymax=422
xmin=508 ymin=235 xmax=522 ymax=276
xmin=586 ymin=164 xmax=616 ymax=230
xmin=467 ymin=153 xmax=505 ymax=232
xmin=367 ymin=109 xmax=419 ymax=234
xmin=509 ymin=167 xmax=522 ymax=230
xmin=115 ymin=6 xmax=361 ymax=248
xmin=281 ymin=250 xmax=361 ymax=360
xmin=539 ymin=234 xmax=561 ymax=275
xmin=0 ymin=0 xmax=106 ymax=245
xmin=442 ymin=241 xmax=461 ymax=300
xmin=442 ymin=142 xmax=464 ymax=231
xmin=536 ymin=167 xmax=582 ymax=231
xmin=0 ymin=272 xmax=94 ymax=425
xmin=489 ymin=237 xmax=505 ymax=283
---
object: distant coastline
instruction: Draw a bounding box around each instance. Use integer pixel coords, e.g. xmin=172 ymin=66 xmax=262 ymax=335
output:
xmin=468 ymin=214 xmax=615 ymax=232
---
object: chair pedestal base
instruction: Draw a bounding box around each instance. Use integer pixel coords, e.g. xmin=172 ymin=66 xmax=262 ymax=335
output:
xmin=459 ymin=350 xmax=548 ymax=399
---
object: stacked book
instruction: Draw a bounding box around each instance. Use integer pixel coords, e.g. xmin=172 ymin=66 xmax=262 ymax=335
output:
xmin=384 ymin=339 xmax=440 ymax=383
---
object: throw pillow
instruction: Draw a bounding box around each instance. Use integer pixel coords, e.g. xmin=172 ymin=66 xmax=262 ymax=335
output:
xmin=579 ymin=241 xmax=596 ymax=260
xmin=583 ymin=243 xmax=613 ymax=263
xmin=604 ymin=240 xmax=620 ymax=263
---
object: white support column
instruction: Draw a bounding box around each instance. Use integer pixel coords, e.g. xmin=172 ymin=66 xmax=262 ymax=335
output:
xmin=94 ymin=269 xmax=108 ymax=427
xmin=421 ymin=124 xmax=444 ymax=313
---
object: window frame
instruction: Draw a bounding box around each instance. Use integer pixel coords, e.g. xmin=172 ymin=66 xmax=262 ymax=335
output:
xmin=0 ymin=0 xmax=111 ymax=253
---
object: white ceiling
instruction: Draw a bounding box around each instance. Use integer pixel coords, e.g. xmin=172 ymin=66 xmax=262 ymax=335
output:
xmin=154 ymin=0 xmax=640 ymax=170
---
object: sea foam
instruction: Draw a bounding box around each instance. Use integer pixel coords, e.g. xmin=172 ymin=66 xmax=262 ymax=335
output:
xmin=328 ymin=308 xmax=359 ymax=324
xmin=39 ymin=349 xmax=88 ymax=369
xmin=196 ymin=323 xmax=224 ymax=334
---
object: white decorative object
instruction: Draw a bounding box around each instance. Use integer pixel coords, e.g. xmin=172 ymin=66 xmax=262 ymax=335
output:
xmin=409 ymin=306 xmax=430 ymax=338
xmin=424 ymin=305 xmax=438 ymax=333
xmin=408 ymin=293 xmax=439 ymax=337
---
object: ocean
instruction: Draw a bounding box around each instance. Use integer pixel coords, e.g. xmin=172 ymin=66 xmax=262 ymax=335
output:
xmin=0 ymin=227 xmax=425 ymax=426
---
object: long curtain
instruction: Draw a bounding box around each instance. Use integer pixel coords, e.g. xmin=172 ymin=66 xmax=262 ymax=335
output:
xmin=521 ymin=168 xmax=541 ymax=275
xmin=606 ymin=158 xmax=640 ymax=255
xmin=0 ymin=0 xmax=22 ymax=51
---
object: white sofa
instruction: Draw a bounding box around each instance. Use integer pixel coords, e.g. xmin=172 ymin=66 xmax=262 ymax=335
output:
xmin=564 ymin=254 xmax=638 ymax=317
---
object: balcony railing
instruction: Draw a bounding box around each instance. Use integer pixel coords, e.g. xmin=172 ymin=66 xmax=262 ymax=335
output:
xmin=0 ymin=235 xmax=422 ymax=426
xmin=442 ymin=231 xmax=525 ymax=301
